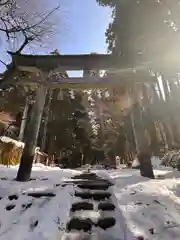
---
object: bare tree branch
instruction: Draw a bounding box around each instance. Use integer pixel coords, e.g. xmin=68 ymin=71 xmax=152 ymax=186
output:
xmin=0 ymin=1 xmax=61 ymax=89
xmin=0 ymin=17 xmax=11 ymax=39
xmin=0 ymin=5 xmax=59 ymax=35
xmin=0 ymin=2 xmax=60 ymax=55
xmin=15 ymin=30 xmax=34 ymax=53
xmin=0 ymin=59 xmax=7 ymax=67
xmin=0 ymin=0 xmax=11 ymax=7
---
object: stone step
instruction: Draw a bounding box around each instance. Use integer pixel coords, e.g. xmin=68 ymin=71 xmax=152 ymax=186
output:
xmin=98 ymin=202 xmax=115 ymax=211
xmin=67 ymin=216 xmax=116 ymax=232
xmin=27 ymin=192 xmax=56 ymax=198
xmin=66 ymin=172 xmax=117 ymax=237
xmin=75 ymin=191 xmax=111 ymax=201
xmin=77 ymin=182 xmax=110 ymax=191
xmin=71 ymin=202 xmax=94 ymax=212
xmin=72 ymin=173 xmax=101 ymax=180
xmin=65 ymin=179 xmax=113 ymax=186
xmin=96 ymin=217 xmax=116 ymax=230
xmin=67 ymin=218 xmax=93 ymax=232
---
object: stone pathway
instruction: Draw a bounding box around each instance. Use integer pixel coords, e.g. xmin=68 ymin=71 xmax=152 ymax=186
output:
xmin=63 ymin=172 xmax=121 ymax=239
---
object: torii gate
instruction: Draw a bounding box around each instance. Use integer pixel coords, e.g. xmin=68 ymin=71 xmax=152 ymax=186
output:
xmin=10 ymin=52 xmax=157 ymax=88
xmin=11 ymin=52 xmax=157 ymax=181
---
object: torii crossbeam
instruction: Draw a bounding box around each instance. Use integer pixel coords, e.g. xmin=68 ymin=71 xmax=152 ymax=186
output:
xmin=9 ymin=52 xmax=157 ymax=88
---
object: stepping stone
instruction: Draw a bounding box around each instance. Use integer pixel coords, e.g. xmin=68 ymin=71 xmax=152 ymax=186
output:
xmin=96 ymin=217 xmax=116 ymax=230
xmin=40 ymin=178 xmax=48 ymax=181
xmin=22 ymin=202 xmax=32 ymax=210
xmin=98 ymin=202 xmax=115 ymax=211
xmin=30 ymin=178 xmax=37 ymax=181
xmin=8 ymin=194 xmax=18 ymax=201
xmin=68 ymin=179 xmax=110 ymax=183
xmin=77 ymin=182 xmax=110 ymax=191
xmin=1 ymin=177 xmax=8 ymax=180
xmin=75 ymin=192 xmax=111 ymax=200
xmin=6 ymin=204 xmax=16 ymax=211
xmin=72 ymin=173 xmax=100 ymax=180
xmin=67 ymin=218 xmax=93 ymax=232
xmin=27 ymin=192 xmax=56 ymax=198
xmin=71 ymin=202 xmax=93 ymax=212
xmin=55 ymin=183 xmax=61 ymax=187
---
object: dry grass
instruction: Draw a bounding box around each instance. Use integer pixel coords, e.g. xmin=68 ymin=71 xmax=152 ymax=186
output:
xmin=0 ymin=140 xmax=23 ymax=166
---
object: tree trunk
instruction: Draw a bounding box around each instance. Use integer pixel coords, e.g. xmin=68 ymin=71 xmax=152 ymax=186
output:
xmin=18 ymin=97 xmax=30 ymax=141
xmin=16 ymin=85 xmax=47 ymax=181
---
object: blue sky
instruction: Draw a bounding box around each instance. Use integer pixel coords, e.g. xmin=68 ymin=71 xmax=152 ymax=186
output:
xmin=0 ymin=0 xmax=112 ymax=73
xmin=59 ymin=0 xmax=112 ymax=55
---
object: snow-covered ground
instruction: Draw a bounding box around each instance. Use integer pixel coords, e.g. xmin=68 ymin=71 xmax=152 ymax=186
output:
xmin=0 ymin=163 xmax=180 ymax=239
xmin=107 ymin=168 xmax=180 ymax=240
xmin=0 ymin=164 xmax=80 ymax=240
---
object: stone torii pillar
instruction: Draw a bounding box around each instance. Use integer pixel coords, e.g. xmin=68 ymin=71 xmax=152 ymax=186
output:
xmin=16 ymin=72 xmax=48 ymax=181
